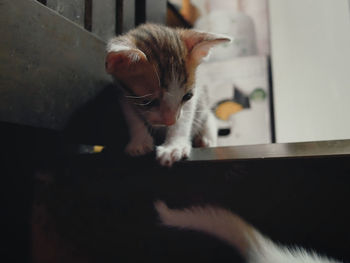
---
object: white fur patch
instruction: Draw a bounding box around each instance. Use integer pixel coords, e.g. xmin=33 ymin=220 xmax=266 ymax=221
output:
xmin=192 ymin=29 xmax=234 ymax=43
xmin=156 ymin=140 xmax=191 ymax=167
xmin=107 ymin=43 xmax=131 ymax=53
xmin=107 ymin=43 xmax=146 ymax=62
xmin=155 ymin=202 xmax=343 ymax=263
xmin=248 ymin=234 xmax=341 ymax=263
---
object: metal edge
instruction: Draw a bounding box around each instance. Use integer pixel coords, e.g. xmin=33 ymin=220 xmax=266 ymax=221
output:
xmin=188 ymin=139 xmax=350 ymax=161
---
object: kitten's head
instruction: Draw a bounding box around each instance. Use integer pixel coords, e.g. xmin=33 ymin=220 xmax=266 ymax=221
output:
xmin=106 ymin=24 xmax=231 ymax=126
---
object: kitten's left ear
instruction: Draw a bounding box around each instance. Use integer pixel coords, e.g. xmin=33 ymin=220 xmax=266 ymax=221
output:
xmin=180 ymin=30 xmax=232 ymax=63
xmin=105 ymin=45 xmax=147 ymax=76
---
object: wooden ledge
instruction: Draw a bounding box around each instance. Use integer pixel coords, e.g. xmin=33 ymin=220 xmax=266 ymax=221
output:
xmin=188 ymin=139 xmax=350 ymax=162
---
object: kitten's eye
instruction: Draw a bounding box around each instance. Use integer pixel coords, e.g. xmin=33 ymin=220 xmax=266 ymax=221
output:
xmin=182 ymin=92 xmax=193 ymax=102
xmin=142 ymin=99 xmax=160 ymax=108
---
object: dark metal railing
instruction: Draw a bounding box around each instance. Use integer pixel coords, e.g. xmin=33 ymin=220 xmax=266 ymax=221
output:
xmin=35 ymin=0 xmax=167 ymax=41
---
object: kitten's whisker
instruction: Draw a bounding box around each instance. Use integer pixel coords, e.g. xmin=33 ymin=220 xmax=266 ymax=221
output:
xmin=165 ymin=91 xmax=174 ymax=98
xmin=182 ymin=111 xmax=207 ymax=113
xmin=125 ymin=94 xmax=153 ymax=99
xmin=134 ymin=101 xmax=152 ymax=106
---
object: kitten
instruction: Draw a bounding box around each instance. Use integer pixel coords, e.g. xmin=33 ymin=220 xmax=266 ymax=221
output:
xmin=105 ymin=24 xmax=230 ymax=166
xmin=155 ymin=201 xmax=342 ymax=263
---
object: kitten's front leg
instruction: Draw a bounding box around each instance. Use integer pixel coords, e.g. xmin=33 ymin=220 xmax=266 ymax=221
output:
xmin=156 ymin=99 xmax=195 ymax=167
xmin=121 ymin=99 xmax=154 ymax=156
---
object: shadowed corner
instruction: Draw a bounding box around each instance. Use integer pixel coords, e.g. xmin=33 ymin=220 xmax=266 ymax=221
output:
xmin=61 ymin=81 xmax=161 ymax=171
xmin=62 ymin=82 xmax=129 ymax=154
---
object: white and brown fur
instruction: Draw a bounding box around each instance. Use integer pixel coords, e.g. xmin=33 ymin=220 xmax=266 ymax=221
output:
xmin=155 ymin=201 xmax=342 ymax=263
xmin=105 ymin=24 xmax=230 ymax=166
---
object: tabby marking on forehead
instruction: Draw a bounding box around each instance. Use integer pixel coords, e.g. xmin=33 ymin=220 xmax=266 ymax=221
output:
xmin=127 ymin=24 xmax=189 ymax=91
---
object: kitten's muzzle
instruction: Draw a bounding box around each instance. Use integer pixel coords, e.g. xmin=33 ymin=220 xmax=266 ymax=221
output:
xmin=162 ymin=117 xmax=176 ymax=126
xmin=161 ymin=109 xmax=181 ymax=126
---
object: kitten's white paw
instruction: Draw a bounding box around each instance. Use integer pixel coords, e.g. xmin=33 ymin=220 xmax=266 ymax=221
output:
xmin=205 ymin=137 xmax=215 ymax=147
xmin=156 ymin=142 xmax=191 ymax=167
xmin=201 ymin=136 xmax=216 ymax=147
xmin=125 ymin=134 xmax=154 ymax=156
xmin=193 ymin=135 xmax=217 ymax=148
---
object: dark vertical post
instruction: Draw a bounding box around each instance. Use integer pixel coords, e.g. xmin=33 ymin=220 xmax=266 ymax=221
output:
xmin=116 ymin=0 xmax=124 ymax=35
xmin=268 ymin=57 xmax=276 ymax=143
xmin=84 ymin=0 xmax=92 ymax=31
xmin=135 ymin=0 xmax=146 ymax=26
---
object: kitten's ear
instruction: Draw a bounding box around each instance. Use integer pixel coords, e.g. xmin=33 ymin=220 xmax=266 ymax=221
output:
xmin=105 ymin=45 xmax=147 ymax=76
xmin=180 ymin=30 xmax=232 ymax=63
xmin=106 ymin=44 xmax=158 ymax=92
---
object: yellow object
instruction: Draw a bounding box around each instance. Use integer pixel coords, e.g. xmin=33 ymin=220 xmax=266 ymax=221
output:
xmin=180 ymin=0 xmax=200 ymax=25
xmin=215 ymin=101 xmax=243 ymax=121
xmin=93 ymin=145 xmax=104 ymax=153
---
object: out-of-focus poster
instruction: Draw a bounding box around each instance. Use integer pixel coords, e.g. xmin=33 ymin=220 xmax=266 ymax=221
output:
xmin=197 ymin=56 xmax=271 ymax=146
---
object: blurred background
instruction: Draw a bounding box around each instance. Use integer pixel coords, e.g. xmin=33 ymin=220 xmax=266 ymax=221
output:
xmin=2 ymin=3 xmax=350 ymax=262
xmin=3 ymin=0 xmax=350 ymax=147
xmin=168 ymin=0 xmax=350 ymax=146
xmin=169 ymin=0 xmax=272 ymax=146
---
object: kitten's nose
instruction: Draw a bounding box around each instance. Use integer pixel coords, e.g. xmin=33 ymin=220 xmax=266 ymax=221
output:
xmin=162 ymin=115 xmax=176 ymax=126
xmin=162 ymin=111 xmax=177 ymax=126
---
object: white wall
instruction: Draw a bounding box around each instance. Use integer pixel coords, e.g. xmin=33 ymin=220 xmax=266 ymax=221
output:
xmin=269 ymin=0 xmax=350 ymax=143
xmin=240 ymin=0 xmax=270 ymax=55
xmin=191 ymin=0 xmax=271 ymax=55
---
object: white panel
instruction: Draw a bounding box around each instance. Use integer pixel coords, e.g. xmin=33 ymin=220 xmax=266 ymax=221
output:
xmin=47 ymin=0 xmax=85 ymax=26
xmin=197 ymin=56 xmax=271 ymax=146
xmin=269 ymin=0 xmax=350 ymax=143
xmin=146 ymin=0 xmax=167 ymax=24
xmin=92 ymin=0 xmax=116 ymax=41
xmin=122 ymin=0 xmax=135 ymax=32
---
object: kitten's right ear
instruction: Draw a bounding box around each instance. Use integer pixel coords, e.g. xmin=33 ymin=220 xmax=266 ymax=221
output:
xmin=179 ymin=30 xmax=232 ymax=64
xmin=105 ymin=45 xmax=147 ymax=76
